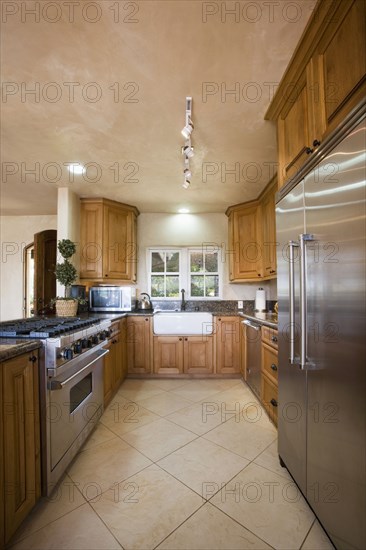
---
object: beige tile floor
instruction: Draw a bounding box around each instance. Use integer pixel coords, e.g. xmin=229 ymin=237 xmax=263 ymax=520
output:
xmin=10 ymin=379 xmax=334 ymax=550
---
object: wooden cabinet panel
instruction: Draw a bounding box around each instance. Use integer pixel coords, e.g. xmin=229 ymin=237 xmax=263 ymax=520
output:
xmin=261 ymin=181 xmax=277 ymax=277
xmin=127 ymin=317 xmax=152 ymax=375
xmin=1 ymin=351 xmax=40 ymax=544
xmin=104 ymin=320 xmax=127 ymax=406
xmin=261 ymin=326 xmax=278 ymax=349
xmin=321 ymin=0 xmax=366 ymax=128
xmin=120 ymin=318 xmax=128 ymax=382
xmin=103 ymin=340 xmax=114 ymax=406
xmin=80 ymin=198 xmax=139 ymax=282
xmin=215 ymin=317 xmax=240 ymax=374
xmin=153 ymin=336 xmax=184 ymax=374
xmin=227 ymin=202 xmax=263 ymax=281
xmin=261 ymin=373 xmax=278 ymax=426
xmin=183 ymin=337 xmax=213 ymax=375
xmin=262 ymin=343 xmax=278 ymax=385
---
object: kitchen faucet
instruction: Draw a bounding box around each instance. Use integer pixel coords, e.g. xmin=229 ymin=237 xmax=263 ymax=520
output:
xmin=180 ymin=288 xmax=186 ymax=311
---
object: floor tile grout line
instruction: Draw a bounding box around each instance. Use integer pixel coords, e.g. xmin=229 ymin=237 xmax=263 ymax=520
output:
xmin=200 ymin=430 xmax=278 ymax=463
xmin=84 ymin=499 xmax=124 ymax=550
xmin=299 ymin=517 xmax=317 ymax=550
xmin=208 ymin=500 xmax=277 ymax=550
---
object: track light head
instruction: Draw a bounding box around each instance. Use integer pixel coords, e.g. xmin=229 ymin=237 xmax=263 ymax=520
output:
xmin=182 ymin=145 xmax=194 ymax=158
xmin=184 ymin=168 xmax=192 ymax=179
xmin=182 ymin=178 xmax=190 ymax=189
xmin=181 ymin=120 xmax=194 ymax=139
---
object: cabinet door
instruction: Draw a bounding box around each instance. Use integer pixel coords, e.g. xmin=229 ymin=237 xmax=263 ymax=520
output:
xmin=277 ymin=76 xmax=312 ymax=188
xmin=184 ymin=337 xmax=213 ymax=375
xmin=261 ymin=186 xmax=277 ymax=278
xmin=261 ymin=373 xmax=278 ymax=426
xmin=103 ymin=206 xmax=136 ymax=280
xmin=2 ymin=352 xmax=40 ymax=543
xmin=319 ymin=0 xmax=366 ymax=134
xmin=127 ymin=317 xmax=151 ymax=374
xmin=153 ymin=337 xmax=184 ymax=374
xmin=80 ymin=201 xmax=103 ymax=279
xmin=229 ymin=204 xmax=263 ymax=281
xmin=215 ymin=317 xmax=240 ymax=374
xmin=261 ymin=343 xmax=278 ymax=386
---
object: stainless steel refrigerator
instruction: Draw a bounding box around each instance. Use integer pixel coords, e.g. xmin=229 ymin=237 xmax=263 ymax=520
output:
xmin=276 ymin=103 xmax=365 ymax=550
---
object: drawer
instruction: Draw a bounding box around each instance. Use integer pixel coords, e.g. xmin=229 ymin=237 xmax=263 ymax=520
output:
xmin=262 ymin=326 xmax=278 ymax=349
xmin=261 ymin=373 xmax=278 ymax=426
xmin=262 ymin=343 xmax=278 ymax=383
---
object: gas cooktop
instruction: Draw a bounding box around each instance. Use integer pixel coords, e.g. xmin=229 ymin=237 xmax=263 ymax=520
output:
xmin=0 ymin=317 xmax=103 ymax=338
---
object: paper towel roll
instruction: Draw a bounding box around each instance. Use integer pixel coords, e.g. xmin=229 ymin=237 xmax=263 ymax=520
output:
xmin=255 ymin=288 xmax=266 ymax=311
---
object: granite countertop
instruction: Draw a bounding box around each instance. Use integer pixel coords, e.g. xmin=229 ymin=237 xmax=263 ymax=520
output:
xmin=238 ymin=311 xmax=278 ymax=329
xmin=0 ymin=339 xmax=42 ymax=362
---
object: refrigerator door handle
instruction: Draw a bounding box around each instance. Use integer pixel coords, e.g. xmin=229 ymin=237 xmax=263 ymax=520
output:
xmin=288 ymin=240 xmax=299 ymax=364
xmin=299 ymin=233 xmax=314 ymax=369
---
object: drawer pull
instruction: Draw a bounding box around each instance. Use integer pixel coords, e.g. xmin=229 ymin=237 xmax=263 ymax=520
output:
xmin=271 ymin=336 xmax=278 ymax=343
xmin=270 ymin=398 xmax=278 ymax=407
xmin=270 ymin=363 xmax=277 ymax=371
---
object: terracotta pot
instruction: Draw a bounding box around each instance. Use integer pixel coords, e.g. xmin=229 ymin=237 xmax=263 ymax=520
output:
xmin=55 ymin=299 xmax=78 ymax=317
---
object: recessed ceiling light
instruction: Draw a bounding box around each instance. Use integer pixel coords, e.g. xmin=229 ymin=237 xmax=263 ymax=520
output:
xmin=67 ymin=163 xmax=85 ymax=175
xmin=178 ymin=208 xmax=190 ymax=214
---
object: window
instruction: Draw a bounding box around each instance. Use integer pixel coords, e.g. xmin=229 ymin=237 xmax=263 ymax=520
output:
xmin=150 ymin=250 xmax=181 ymax=298
xmin=148 ymin=247 xmax=221 ymax=299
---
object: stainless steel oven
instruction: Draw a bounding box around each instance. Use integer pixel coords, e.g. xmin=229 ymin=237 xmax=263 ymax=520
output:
xmin=46 ymin=344 xmax=108 ymax=494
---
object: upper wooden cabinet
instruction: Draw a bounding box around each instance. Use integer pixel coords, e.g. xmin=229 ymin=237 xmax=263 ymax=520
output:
xmin=266 ymin=0 xmax=366 ymax=188
xmin=80 ymin=198 xmax=139 ymax=282
xmin=226 ymin=177 xmax=277 ymax=282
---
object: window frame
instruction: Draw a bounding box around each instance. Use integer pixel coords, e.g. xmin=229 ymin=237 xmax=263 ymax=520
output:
xmin=147 ymin=247 xmax=222 ymax=300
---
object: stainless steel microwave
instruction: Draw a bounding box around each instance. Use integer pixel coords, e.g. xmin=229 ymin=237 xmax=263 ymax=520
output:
xmin=89 ymin=286 xmax=136 ymax=312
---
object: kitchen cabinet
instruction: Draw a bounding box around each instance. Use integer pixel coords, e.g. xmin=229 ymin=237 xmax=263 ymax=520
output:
xmin=127 ymin=316 xmax=152 ymax=375
xmin=215 ymin=316 xmax=241 ymax=374
xmin=104 ymin=320 xmax=126 ymax=406
xmin=226 ymin=177 xmax=277 ymax=282
xmin=1 ymin=350 xmax=41 ymax=546
xmin=266 ymin=0 xmax=366 ymax=188
xmin=80 ymin=198 xmax=139 ymax=282
xmin=153 ymin=336 xmax=213 ymax=375
xmin=261 ymin=326 xmax=278 ymax=426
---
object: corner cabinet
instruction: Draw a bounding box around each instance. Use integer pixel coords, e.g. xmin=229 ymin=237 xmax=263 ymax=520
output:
xmin=80 ymin=198 xmax=139 ymax=283
xmin=1 ymin=350 xmax=41 ymax=546
xmin=226 ymin=177 xmax=277 ymax=282
xmin=266 ymin=0 xmax=366 ymax=189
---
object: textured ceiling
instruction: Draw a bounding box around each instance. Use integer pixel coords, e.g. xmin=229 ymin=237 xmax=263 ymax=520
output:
xmin=0 ymin=0 xmax=316 ymax=215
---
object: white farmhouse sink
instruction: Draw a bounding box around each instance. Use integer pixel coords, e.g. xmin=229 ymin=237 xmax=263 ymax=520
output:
xmin=153 ymin=311 xmax=213 ymax=335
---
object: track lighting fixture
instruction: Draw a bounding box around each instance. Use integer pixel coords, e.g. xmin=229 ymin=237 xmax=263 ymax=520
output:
xmin=181 ymin=97 xmax=194 ymax=189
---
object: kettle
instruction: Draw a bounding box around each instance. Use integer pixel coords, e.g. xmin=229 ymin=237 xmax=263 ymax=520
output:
xmin=137 ymin=292 xmax=153 ymax=311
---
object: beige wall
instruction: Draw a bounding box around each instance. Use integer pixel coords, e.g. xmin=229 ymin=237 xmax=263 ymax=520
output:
xmin=0 ymin=215 xmax=57 ymax=320
xmin=137 ymin=213 xmax=277 ymax=302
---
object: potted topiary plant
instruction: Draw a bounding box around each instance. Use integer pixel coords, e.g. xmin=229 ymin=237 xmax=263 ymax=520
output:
xmin=54 ymin=239 xmax=79 ymax=316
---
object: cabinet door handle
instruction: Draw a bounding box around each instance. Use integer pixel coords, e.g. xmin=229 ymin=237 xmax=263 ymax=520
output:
xmin=179 ymin=338 xmax=182 ymax=341
xmin=312 ymin=139 xmax=321 ymax=147
xmin=270 ymin=398 xmax=278 ymax=407
xmin=270 ymin=363 xmax=277 ymax=371
xmin=29 ymin=355 xmax=37 ymax=363
xmin=271 ymin=336 xmax=278 ymax=343
xmin=306 ymin=146 xmax=313 ymax=155
xmin=184 ymin=338 xmax=188 ymax=341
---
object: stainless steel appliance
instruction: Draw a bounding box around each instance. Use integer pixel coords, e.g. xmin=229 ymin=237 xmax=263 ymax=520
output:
xmin=89 ymin=285 xmax=136 ymax=312
xmin=242 ymin=319 xmax=261 ymax=399
xmin=276 ymin=104 xmax=366 ymax=549
xmin=0 ymin=316 xmax=111 ymax=495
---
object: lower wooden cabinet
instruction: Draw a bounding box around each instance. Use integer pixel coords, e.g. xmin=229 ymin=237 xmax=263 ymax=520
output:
xmin=127 ymin=316 xmax=152 ymax=375
xmin=261 ymin=327 xmax=279 ymax=426
xmin=103 ymin=320 xmax=127 ymax=406
xmin=1 ymin=350 xmax=41 ymax=546
xmin=153 ymin=336 xmax=213 ymax=375
xmin=215 ymin=316 xmax=241 ymax=374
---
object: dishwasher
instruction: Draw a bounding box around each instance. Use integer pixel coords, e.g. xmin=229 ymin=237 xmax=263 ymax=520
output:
xmin=242 ymin=319 xmax=262 ymax=399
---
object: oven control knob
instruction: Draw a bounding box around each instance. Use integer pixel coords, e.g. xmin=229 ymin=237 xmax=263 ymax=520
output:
xmin=105 ymin=329 xmax=112 ymax=338
xmin=73 ymin=341 xmax=82 ymax=354
xmin=99 ymin=331 xmax=106 ymax=341
xmin=60 ymin=348 xmax=73 ymax=360
xmin=87 ymin=338 xmax=93 ymax=348
xmin=81 ymin=338 xmax=88 ymax=349
xmin=92 ymin=335 xmax=99 ymax=345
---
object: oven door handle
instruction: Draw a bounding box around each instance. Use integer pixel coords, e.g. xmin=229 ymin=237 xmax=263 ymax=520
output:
xmin=242 ymin=320 xmax=261 ymax=331
xmin=48 ymin=349 xmax=109 ymax=390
